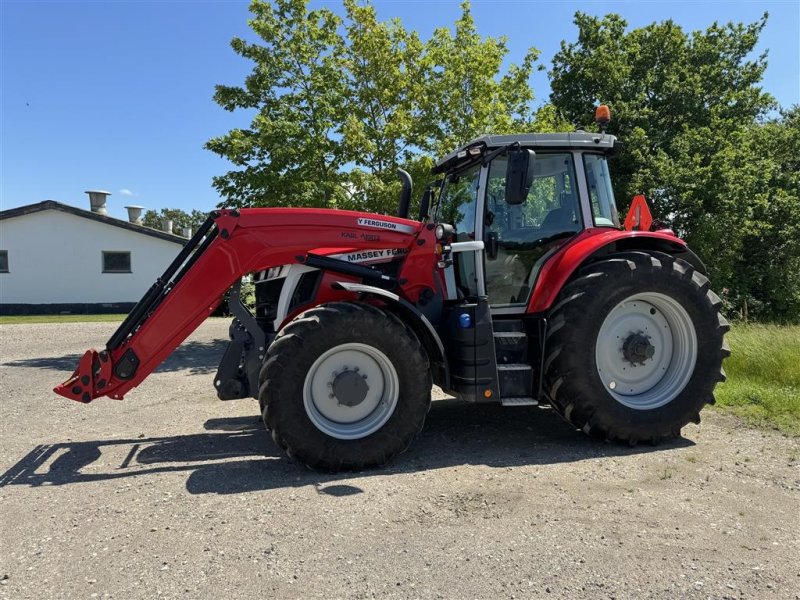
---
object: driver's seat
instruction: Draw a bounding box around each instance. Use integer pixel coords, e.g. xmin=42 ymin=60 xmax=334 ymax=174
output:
xmin=541 ymin=205 xmax=577 ymax=230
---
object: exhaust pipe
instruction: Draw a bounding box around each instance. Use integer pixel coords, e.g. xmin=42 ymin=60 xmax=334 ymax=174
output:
xmin=396 ymin=169 xmax=412 ymax=219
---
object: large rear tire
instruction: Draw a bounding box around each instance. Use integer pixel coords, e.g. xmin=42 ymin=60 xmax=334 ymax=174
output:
xmin=259 ymin=302 xmax=431 ymax=471
xmin=543 ymin=251 xmax=730 ymax=444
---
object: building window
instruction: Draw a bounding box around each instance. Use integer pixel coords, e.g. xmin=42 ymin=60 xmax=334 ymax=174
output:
xmin=0 ymin=250 xmax=8 ymax=273
xmin=102 ymin=251 xmax=131 ymax=273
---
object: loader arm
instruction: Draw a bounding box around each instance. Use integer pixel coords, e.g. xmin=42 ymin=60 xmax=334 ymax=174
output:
xmin=55 ymin=208 xmax=424 ymax=403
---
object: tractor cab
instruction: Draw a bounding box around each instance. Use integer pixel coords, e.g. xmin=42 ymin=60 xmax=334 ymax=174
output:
xmin=431 ymin=131 xmax=621 ymax=312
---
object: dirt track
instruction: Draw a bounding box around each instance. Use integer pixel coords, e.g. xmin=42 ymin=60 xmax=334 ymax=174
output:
xmin=1 ymin=320 xmax=798 ymax=599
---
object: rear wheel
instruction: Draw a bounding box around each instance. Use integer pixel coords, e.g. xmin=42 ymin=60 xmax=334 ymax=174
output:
xmin=543 ymin=251 xmax=730 ymax=444
xmin=259 ymin=302 xmax=431 ymax=470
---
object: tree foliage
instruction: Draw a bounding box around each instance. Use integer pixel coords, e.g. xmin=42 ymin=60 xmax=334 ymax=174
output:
xmin=728 ymin=107 xmax=800 ymax=320
xmin=206 ymin=0 xmax=349 ymax=208
xmin=338 ymin=0 xmax=425 ymax=214
xmin=207 ymin=0 xmax=540 ymax=213
xmin=417 ymin=3 xmax=540 ymax=156
xmin=142 ymin=208 xmax=207 ymax=236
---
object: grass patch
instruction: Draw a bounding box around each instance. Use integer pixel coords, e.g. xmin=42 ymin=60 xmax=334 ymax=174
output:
xmin=714 ymin=324 xmax=800 ymax=435
xmin=0 ymin=314 xmax=128 ymax=324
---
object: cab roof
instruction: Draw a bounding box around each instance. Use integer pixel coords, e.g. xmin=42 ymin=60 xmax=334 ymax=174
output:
xmin=432 ymin=131 xmax=619 ymax=174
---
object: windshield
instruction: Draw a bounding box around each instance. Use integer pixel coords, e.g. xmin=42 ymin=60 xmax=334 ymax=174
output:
xmin=435 ymin=163 xmax=482 ymax=297
xmin=435 ymin=163 xmax=481 ymax=242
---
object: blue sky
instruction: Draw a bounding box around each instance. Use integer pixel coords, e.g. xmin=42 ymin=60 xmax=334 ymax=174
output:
xmin=2 ymin=0 xmax=798 ymax=219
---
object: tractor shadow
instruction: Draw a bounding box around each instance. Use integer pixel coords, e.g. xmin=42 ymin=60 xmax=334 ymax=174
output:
xmin=3 ymin=339 xmax=227 ymax=376
xmin=0 ymin=399 xmax=694 ymax=495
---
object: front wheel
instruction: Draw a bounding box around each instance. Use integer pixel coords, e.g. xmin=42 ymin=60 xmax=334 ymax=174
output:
xmin=259 ymin=302 xmax=431 ymax=471
xmin=543 ymin=251 xmax=730 ymax=444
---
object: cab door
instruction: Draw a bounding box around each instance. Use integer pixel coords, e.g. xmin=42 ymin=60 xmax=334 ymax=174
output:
xmin=484 ymin=152 xmax=583 ymax=311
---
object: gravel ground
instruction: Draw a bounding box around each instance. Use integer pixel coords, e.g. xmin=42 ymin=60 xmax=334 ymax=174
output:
xmin=0 ymin=320 xmax=798 ymax=600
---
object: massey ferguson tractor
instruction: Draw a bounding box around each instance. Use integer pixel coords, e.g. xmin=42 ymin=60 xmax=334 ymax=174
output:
xmin=56 ymin=108 xmax=729 ymax=471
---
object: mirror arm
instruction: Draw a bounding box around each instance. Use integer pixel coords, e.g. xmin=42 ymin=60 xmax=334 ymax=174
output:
xmin=482 ymin=141 xmax=520 ymax=167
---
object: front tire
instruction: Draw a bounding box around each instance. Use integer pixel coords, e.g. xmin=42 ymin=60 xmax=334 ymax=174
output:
xmin=259 ymin=302 xmax=431 ymax=470
xmin=543 ymin=251 xmax=730 ymax=444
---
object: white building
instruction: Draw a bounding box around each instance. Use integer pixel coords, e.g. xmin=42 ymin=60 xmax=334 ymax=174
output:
xmin=0 ymin=192 xmax=187 ymax=314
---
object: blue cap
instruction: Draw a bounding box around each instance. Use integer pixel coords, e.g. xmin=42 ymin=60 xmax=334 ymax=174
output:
xmin=458 ymin=313 xmax=472 ymax=328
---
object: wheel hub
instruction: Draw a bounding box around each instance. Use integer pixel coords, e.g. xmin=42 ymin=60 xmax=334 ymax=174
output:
xmin=331 ymin=369 xmax=369 ymax=407
xmin=303 ymin=343 xmax=399 ymax=440
xmin=595 ymin=293 xmax=698 ymax=410
xmin=622 ymin=332 xmax=655 ymax=366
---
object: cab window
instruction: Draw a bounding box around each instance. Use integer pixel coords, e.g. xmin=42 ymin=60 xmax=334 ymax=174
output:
xmin=583 ymin=154 xmax=620 ymax=227
xmin=483 ymin=153 xmax=581 ymax=305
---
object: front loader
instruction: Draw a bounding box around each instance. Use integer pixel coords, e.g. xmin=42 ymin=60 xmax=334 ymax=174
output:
xmin=56 ymin=108 xmax=729 ymax=471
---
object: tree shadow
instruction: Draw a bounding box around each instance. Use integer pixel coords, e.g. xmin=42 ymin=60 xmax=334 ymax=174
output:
xmin=0 ymin=400 xmax=694 ymax=495
xmin=3 ymin=339 xmax=227 ymax=376
xmin=3 ymin=353 xmax=83 ymax=372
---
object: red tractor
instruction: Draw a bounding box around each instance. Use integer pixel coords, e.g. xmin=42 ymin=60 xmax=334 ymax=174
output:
xmin=56 ymin=109 xmax=729 ymax=470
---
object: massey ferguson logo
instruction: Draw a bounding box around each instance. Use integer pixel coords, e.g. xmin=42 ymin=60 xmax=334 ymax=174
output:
xmin=357 ymin=218 xmax=415 ymax=234
xmin=330 ymin=248 xmax=409 ymax=264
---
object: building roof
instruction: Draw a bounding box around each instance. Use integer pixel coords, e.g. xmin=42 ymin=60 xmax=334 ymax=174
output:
xmin=0 ymin=200 xmax=188 ymax=245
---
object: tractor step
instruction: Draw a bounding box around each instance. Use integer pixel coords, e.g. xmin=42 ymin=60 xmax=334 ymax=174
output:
xmin=501 ymin=396 xmax=539 ymax=407
xmin=493 ymin=331 xmax=527 ymax=363
xmin=497 ymin=363 xmax=534 ymax=398
xmin=492 ymin=319 xmax=525 ymax=332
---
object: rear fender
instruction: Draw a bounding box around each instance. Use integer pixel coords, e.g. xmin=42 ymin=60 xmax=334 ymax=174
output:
xmin=332 ymin=282 xmax=450 ymax=389
xmin=527 ymin=229 xmax=704 ymax=314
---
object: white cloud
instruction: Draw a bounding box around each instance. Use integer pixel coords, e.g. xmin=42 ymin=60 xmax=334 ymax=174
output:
xmin=119 ymin=188 xmax=137 ymax=197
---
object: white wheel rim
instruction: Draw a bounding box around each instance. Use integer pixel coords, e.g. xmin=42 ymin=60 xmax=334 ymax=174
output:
xmin=303 ymin=343 xmax=399 ymax=440
xmin=595 ymin=292 xmax=697 ymax=410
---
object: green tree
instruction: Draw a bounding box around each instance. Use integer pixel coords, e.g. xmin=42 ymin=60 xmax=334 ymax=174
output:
xmin=142 ymin=208 xmax=207 ymax=236
xmin=728 ymin=107 xmax=800 ymax=321
xmin=207 ymin=0 xmax=541 ymax=216
xmin=550 ymin=13 xmax=773 ymax=209
xmin=418 ymin=1 xmax=540 ymax=156
xmin=338 ymin=0 xmax=425 ymax=214
xmin=206 ymin=0 xmax=349 ymax=208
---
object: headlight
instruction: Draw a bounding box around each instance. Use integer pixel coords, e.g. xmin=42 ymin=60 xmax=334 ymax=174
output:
xmin=435 ymin=223 xmax=455 ymax=241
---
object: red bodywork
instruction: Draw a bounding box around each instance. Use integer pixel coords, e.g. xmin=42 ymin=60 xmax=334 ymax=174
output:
xmin=55 ymin=208 xmax=437 ymax=403
xmin=527 ymin=227 xmax=686 ymax=313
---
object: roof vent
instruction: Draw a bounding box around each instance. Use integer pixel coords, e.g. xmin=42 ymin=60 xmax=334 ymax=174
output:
xmin=162 ymin=220 xmax=173 ymax=234
xmin=85 ymin=190 xmax=111 ymax=215
xmin=183 ymin=227 xmax=192 ymax=239
xmin=124 ymin=205 xmax=144 ymax=225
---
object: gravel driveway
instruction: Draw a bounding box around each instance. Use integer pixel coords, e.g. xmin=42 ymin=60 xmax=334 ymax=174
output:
xmin=1 ymin=320 xmax=798 ymax=599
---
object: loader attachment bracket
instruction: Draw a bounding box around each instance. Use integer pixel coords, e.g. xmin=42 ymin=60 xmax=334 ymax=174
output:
xmin=214 ymin=280 xmax=268 ymax=400
xmin=54 ymin=349 xmax=113 ymax=403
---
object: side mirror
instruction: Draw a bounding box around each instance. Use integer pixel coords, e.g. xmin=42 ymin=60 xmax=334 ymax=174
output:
xmin=505 ymin=149 xmax=535 ymax=205
xmin=485 ymin=231 xmax=499 ymax=261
